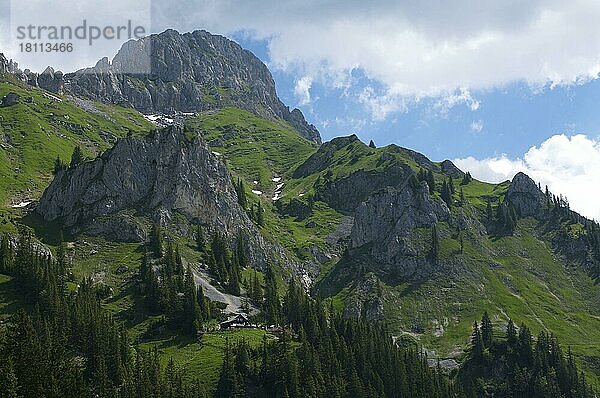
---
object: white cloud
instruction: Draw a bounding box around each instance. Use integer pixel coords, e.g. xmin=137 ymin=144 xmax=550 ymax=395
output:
xmin=5 ymin=1 xmax=600 ymax=120
xmin=454 ymin=134 xmax=600 ymax=220
xmin=357 ymin=86 xmax=408 ymax=121
xmin=143 ymin=0 xmax=600 ymax=119
xmin=470 ymin=120 xmax=484 ymax=133
xmin=435 ymin=88 xmax=480 ymax=117
xmin=294 ymin=76 xmax=313 ymax=106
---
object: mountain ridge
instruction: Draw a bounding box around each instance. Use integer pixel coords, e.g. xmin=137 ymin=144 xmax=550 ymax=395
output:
xmin=0 ymin=29 xmax=321 ymax=144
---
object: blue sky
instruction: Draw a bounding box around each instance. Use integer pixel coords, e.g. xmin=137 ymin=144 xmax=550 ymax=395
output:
xmin=235 ymin=33 xmax=600 ymax=162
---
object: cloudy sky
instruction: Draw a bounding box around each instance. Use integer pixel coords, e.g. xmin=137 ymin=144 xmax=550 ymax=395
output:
xmin=2 ymin=1 xmax=600 ymax=219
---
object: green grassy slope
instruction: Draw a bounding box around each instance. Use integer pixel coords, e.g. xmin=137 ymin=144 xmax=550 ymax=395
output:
xmin=295 ymin=135 xmax=600 ymax=384
xmin=1 ymin=80 xmax=599 ymax=390
xmin=186 ymin=108 xmax=316 ymax=189
xmin=186 ymin=108 xmax=341 ymax=259
xmin=0 ymin=75 xmax=153 ymax=206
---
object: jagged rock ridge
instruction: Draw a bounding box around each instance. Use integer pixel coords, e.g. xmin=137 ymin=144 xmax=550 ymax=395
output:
xmin=35 ymin=125 xmax=302 ymax=273
xmin=350 ymin=179 xmax=450 ymax=280
xmin=3 ymin=29 xmax=321 ymax=143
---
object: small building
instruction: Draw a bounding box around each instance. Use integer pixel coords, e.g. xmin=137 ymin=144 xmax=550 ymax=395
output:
xmin=220 ymin=314 xmax=254 ymax=330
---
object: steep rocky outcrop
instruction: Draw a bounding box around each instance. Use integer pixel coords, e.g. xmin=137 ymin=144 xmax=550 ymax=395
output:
xmin=36 ymin=125 xmax=301 ymax=273
xmin=0 ymin=53 xmax=7 ymax=74
xmin=317 ymin=167 xmax=411 ymax=214
xmin=35 ymin=29 xmax=319 ymax=143
xmin=505 ymin=172 xmax=546 ymax=217
xmin=343 ymin=273 xmax=385 ymax=321
xmin=440 ymin=159 xmax=464 ymax=178
xmin=350 ymin=179 xmax=450 ymax=280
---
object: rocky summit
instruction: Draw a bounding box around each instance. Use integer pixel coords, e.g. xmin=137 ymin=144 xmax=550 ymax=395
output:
xmin=10 ymin=29 xmax=320 ymax=143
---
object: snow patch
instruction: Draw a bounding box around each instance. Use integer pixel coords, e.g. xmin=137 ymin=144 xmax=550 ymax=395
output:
xmin=272 ymin=177 xmax=281 ymax=182
xmin=252 ymin=190 xmax=263 ymax=195
xmin=11 ymin=201 xmax=32 ymax=208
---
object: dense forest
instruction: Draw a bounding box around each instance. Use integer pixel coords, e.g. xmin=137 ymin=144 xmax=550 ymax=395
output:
xmin=0 ymin=229 xmax=594 ymax=397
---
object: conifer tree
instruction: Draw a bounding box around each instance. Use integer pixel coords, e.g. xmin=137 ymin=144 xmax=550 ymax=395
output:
xmin=183 ymin=265 xmax=201 ymax=334
xmin=461 ymin=171 xmax=472 ymax=185
xmin=53 ymin=156 xmax=65 ymax=174
xmin=195 ymin=224 xmax=205 ymax=252
xmin=368 ymin=140 xmax=376 ymax=149
xmin=235 ymin=178 xmax=248 ymax=209
xmin=250 ymin=270 xmax=263 ymax=304
xmin=481 ymin=311 xmax=493 ymax=348
xmin=470 ymin=321 xmax=484 ymax=360
xmin=0 ymin=233 xmax=12 ymax=274
xmin=69 ymin=145 xmax=84 ymax=168
xmin=149 ymin=223 xmax=164 ymax=258
xmin=257 ymin=201 xmax=265 ymax=227
xmin=441 ymin=179 xmax=452 ymax=208
xmin=0 ymin=357 xmax=18 ymax=398
xmin=263 ymin=266 xmax=281 ymax=326
xmin=426 ymin=170 xmax=435 ymax=194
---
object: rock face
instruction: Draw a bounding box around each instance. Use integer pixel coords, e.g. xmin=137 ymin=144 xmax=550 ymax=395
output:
xmin=350 ymin=179 xmax=450 ymax=280
xmin=0 ymin=92 xmax=21 ymax=107
xmin=48 ymin=29 xmax=320 ymax=143
xmin=506 ymin=172 xmax=546 ymax=217
xmin=0 ymin=54 xmax=7 ymax=74
xmin=318 ymin=167 xmax=410 ymax=214
xmin=36 ymin=125 xmax=295 ymax=271
xmin=440 ymin=160 xmax=464 ymax=178
xmin=343 ymin=273 xmax=385 ymax=321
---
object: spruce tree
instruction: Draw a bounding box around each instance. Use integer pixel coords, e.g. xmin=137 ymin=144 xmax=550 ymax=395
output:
xmin=0 ymin=357 xmax=18 ymax=398
xmin=183 ymin=265 xmax=201 ymax=334
xmin=263 ymin=266 xmax=281 ymax=326
xmin=470 ymin=321 xmax=484 ymax=361
xmin=149 ymin=223 xmax=164 ymax=258
xmin=195 ymin=224 xmax=205 ymax=252
xmin=53 ymin=156 xmax=64 ymax=174
xmin=0 ymin=233 xmax=12 ymax=274
xmin=69 ymin=146 xmax=84 ymax=168
xmin=481 ymin=311 xmax=493 ymax=348
xmin=426 ymin=170 xmax=435 ymax=194
xmin=441 ymin=179 xmax=452 ymax=208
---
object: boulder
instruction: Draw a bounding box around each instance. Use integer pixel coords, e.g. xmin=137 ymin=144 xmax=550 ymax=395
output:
xmin=0 ymin=92 xmax=21 ymax=107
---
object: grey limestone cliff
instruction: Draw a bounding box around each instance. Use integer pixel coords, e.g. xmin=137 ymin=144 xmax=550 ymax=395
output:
xmin=14 ymin=29 xmax=320 ymax=143
xmin=36 ymin=125 xmax=303 ymax=274
xmin=505 ymin=172 xmax=546 ymax=217
xmin=350 ymin=178 xmax=450 ymax=280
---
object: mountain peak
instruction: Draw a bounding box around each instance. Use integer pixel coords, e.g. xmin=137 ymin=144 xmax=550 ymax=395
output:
xmin=506 ymin=171 xmax=546 ymax=216
xmin=65 ymin=29 xmax=321 ymax=143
